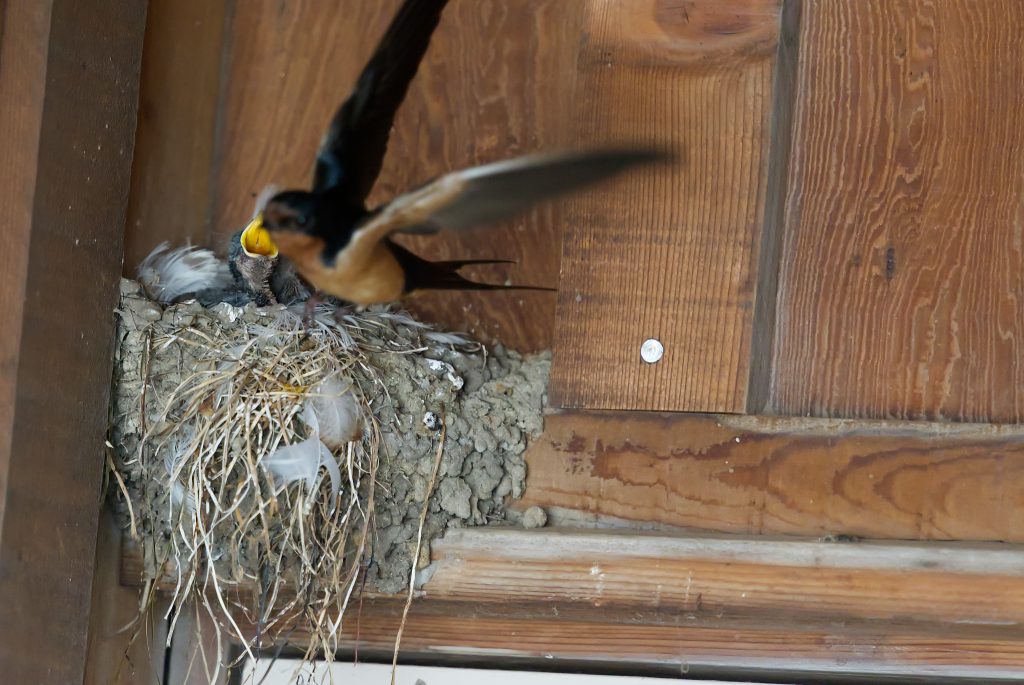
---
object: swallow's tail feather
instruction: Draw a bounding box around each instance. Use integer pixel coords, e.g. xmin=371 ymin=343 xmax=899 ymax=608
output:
xmin=389 ymin=242 xmax=553 ymax=294
xmin=433 ymin=257 xmax=517 ymax=269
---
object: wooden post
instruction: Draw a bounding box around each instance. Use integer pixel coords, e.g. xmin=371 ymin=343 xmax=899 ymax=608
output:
xmin=0 ymin=1 xmax=147 ymax=682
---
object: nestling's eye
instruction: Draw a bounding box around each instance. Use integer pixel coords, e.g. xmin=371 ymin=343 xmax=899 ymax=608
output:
xmin=296 ymin=214 xmax=309 ymax=227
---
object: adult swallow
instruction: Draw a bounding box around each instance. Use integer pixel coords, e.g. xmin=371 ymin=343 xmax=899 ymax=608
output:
xmin=245 ymin=0 xmax=667 ymax=307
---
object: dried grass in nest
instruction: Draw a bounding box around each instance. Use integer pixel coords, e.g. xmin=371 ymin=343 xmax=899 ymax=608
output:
xmin=110 ymin=294 xmax=475 ymax=680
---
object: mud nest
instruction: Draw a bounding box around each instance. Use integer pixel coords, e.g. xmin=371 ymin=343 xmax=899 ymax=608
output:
xmin=107 ymin=278 xmax=548 ymax=672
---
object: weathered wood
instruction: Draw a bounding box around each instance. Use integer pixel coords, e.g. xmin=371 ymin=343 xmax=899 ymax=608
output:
xmin=0 ymin=1 xmax=147 ymax=682
xmin=122 ymin=0 xmax=229 ymax=272
xmin=211 ymin=0 xmax=577 ymax=351
xmin=772 ymin=0 xmax=1024 ymax=422
xmin=746 ymin=0 xmax=801 ymax=412
xmin=0 ymin=0 xmax=50 ymax=530
xmin=285 ymin=608 xmax=1024 ymax=680
xmin=84 ymin=513 xmax=167 ymax=685
xmin=123 ymin=529 xmax=1024 ymax=679
xmin=296 ymin=607 xmax=1024 ymax=679
xmin=550 ymin=0 xmax=782 ymax=412
xmin=516 ymin=411 xmax=1024 ymax=541
xmin=427 ymin=529 xmax=1024 ymax=626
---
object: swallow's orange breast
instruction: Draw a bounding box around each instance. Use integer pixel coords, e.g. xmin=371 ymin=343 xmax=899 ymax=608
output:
xmin=271 ymin=232 xmax=406 ymax=306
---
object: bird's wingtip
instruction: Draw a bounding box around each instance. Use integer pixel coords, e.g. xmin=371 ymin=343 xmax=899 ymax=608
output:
xmin=601 ymin=144 xmax=679 ymax=167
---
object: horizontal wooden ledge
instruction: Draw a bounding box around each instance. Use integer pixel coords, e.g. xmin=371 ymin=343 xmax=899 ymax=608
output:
xmin=516 ymin=410 xmax=1024 ymax=541
xmin=122 ymin=527 xmax=1024 ymax=678
xmin=279 ymin=605 xmax=1024 ymax=681
xmin=424 ymin=529 xmax=1024 ymax=627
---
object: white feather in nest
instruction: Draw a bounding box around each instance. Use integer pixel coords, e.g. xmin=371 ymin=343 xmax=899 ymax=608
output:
xmin=261 ymin=376 xmax=359 ymax=505
xmin=137 ymin=242 xmax=234 ymax=304
xmin=164 ymin=428 xmax=197 ymax=515
xmin=263 ymin=437 xmax=341 ymax=503
xmin=423 ymin=331 xmax=471 ymax=345
xmin=301 ymin=375 xmax=362 ymax=450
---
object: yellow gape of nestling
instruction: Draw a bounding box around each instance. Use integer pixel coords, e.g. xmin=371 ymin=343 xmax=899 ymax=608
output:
xmin=239 ymin=214 xmax=278 ymax=258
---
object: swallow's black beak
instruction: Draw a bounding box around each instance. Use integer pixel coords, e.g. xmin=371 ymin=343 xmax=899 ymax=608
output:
xmin=239 ymin=214 xmax=279 ymax=258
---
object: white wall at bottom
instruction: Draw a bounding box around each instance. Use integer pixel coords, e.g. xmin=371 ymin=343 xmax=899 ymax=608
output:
xmin=244 ymin=659 xmax=785 ymax=685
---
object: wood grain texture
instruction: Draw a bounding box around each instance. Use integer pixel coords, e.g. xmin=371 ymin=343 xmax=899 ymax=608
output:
xmin=123 ymin=530 xmax=1024 ymax=679
xmin=516 ymin=411 xmax=1024 ymax=541
xmin=212 ymin=0 xmax=579 ymax=351
xmin=426 ymin=529 xmax=1024 ymax=627
xmin=0 ymin=1 xmax=147 ymax=682
xmin=287 ymin=608 xmax=1024 ymax=680
xmin=772 ymin=0 xmax=1024 ymax=422
xmin=0 ymin=0 xmax=50 ymax=532
xmin=84 ymin=513 xmax=167 ymax=685
xmin=550 ymin=0 xmax=782 ymax=412
xmin=122 ymin=0 xmax=229 ymax=274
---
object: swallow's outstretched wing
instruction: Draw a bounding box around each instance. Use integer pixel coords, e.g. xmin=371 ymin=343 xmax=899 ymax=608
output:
xmin=334 ymin=148 xmax=669 ymax=269
xmin=313 ymin=0 xmax=449 ymax=201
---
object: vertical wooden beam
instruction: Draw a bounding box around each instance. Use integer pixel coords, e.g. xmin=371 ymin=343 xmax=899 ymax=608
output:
xmin=0 ymin=1 xmax=147 ymax=682
xmin=772 ymin=0 xmax=1024 ymax=422
xmin=0 ymin=0 xmax=51 ymax=533
xmin=550 ymin=0 xmax=783 ymax=412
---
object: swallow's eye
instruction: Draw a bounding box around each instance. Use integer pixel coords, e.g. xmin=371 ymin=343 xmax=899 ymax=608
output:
xmin=296 ymin=214 xmax=309 ymax=227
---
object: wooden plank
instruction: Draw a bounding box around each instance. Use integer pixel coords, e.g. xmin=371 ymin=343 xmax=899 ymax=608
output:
xmin=772 ymin=0 xmax=1024 ymax=422
xmin=0 ymin=0 xmax=51 ymax=532
xmin=426 ymin=529 xmax=1024 ymax=626
xmin=516 ymin=411 xmax=1024 ymax=541
xmin=123 ymin=530 xmax=1024 ymax=680
xmin=211 ymin=0 xmax=579 ymax=351
xmin=550 ymin=0 xmax=782 ymax=412
xmin=122 ymin=0 xmax=229 ymax=273
xmin=0 ymin=1 xmax=147 ymax=682
xmin=84 ymin=512 xmax=168 ymax=685
xmin=286 ymin=607 xmax=1024 ymax=680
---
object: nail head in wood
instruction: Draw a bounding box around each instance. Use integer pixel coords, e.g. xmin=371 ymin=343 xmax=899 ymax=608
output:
xmin=641 ymin=338 xmax=664 ymax=364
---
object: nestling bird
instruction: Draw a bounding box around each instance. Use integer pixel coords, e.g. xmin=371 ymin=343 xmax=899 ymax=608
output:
xmin=242 ymin=0 xmax=668 ymax=307
xmin=230 ymin=188 xmax=310 ymax=306
xmin=138 ymin=192 xmax=310 ymax=308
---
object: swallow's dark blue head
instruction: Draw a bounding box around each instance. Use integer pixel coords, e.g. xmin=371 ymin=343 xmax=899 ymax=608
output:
xmin=262 ymin=190 xmax=320 ymax=235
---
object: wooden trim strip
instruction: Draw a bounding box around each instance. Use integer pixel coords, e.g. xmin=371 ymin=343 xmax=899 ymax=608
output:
xmin=517 ymin=410 xmax=1024 ymax=541
xmin=123 ymin=527 xmax=1024 ymax=679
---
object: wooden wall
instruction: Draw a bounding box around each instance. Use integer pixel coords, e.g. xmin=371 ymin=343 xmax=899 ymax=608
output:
xmin=771 ymin=0 xmax=1024 ymax=422
xmin=551 ymin=0 xmax=784 ymax=413
xmin=124 ymin=0 xmax=1024 ymax=419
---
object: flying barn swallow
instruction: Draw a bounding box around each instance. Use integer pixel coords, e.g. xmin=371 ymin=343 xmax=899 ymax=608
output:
xmin=242 ymin=0 xmax=667 ymax=307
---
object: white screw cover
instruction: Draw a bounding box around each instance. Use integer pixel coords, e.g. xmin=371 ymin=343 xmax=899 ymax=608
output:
xmin=641 ymin=338 xmax=664 ymax=364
